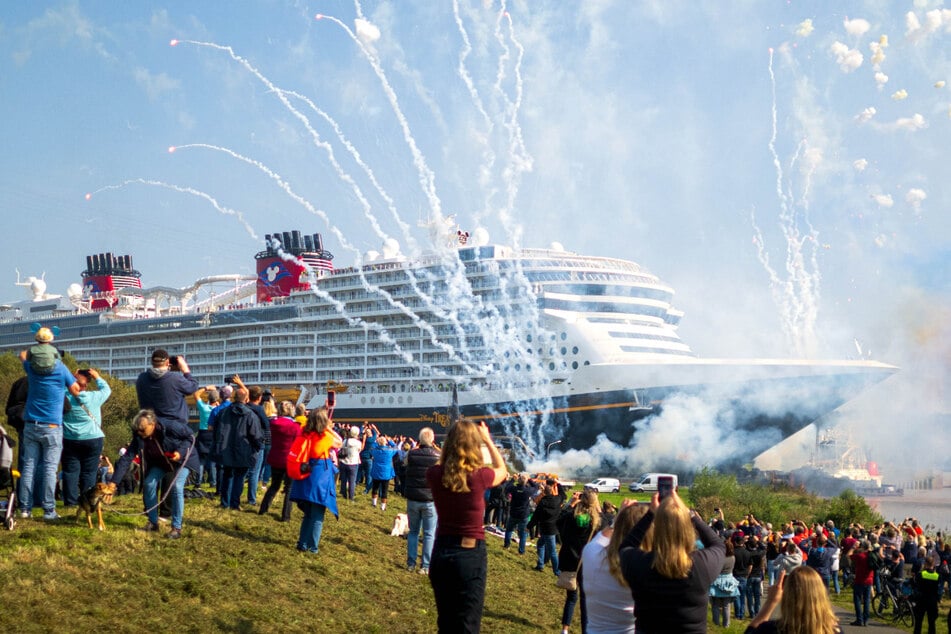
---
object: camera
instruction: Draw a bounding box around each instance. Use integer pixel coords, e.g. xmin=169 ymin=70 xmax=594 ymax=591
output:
xmin=657 ymin=475 xmax=674 ymax=500
xmin=327 ymin=390 xmax=336 ymax=407
xmin=78 ymin=368 xmax=93 ymax=379
xmin=223 ymin=375 xmax=237 ymax=385
xmin=169 ymin=355 xmax=181 ymax=370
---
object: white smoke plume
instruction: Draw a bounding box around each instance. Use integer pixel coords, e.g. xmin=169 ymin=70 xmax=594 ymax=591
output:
xmin=796 ymin=19 xmax=814 ymax=37
xmin=874 ymin=72 xmax=888 ymax=89
xmin=869 ymin=40 xmax=886 ymax=67
xmin=844 ymin=18 xmax=871 ymax=37
xmin=893 ymin=113 xmax=926 ymax=131
xmin=891 ymin=89 xmax=908 ymax=101
xmin=855 ymin=106 xmax=876 ymax=123
xmin=354 ymin=18 xmax=381 ymax=45
xmin=936 ymin=80 xmax=947 ymax=89
xmin=853 ymin=158 xmax=868 ymax=171
xmin=830 ymin=41 xmax=863 ymax=72
xmin=906 ymin=188 xmax=927 ymax=211
xmin=871 ymin=193 xmax=894 ymax=207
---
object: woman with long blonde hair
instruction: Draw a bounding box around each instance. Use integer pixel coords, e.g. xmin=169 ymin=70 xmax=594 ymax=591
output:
xmin=287 ymin=406 xmax=342 ymax=554
xmin=745 ymin=566 xmax=841 ymax=634
xmin=425 ymin=420 xmax=507 ymax=633
xmin=619 ymin=490 xmax=725 ymax=633
xmin=581 ymin=501 xmax=647 ymax=634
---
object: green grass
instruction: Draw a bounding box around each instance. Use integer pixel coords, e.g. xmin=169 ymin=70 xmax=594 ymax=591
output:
xmin=5 ymin=486 xmax=946 ymax=633
xmin=1 ymin=487 xmax=568 ymax=633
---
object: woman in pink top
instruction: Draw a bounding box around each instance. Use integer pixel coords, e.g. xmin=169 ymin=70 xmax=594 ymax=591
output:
xmin=258 ymin=401 xmax=301 ymax=522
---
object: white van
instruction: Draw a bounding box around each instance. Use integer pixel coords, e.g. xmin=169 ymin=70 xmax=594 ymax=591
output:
xmin=584 ymin=478 xmax=620 ymax=493
xmin=628 ymin=473 xmax=678 ymax=493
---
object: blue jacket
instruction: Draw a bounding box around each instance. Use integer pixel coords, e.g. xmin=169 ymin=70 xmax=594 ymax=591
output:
xmin=63 ymin=378 xmax=111 ymax=440
xmin=370 ymin=441 xmax=398 ymax=481
xmin=135 ymin=369 xmax=199 ymax=425
xmin=214 ymin=402 xmax=263 ymax=468
xmin=290 ymin=457 xmax=339 ymax=518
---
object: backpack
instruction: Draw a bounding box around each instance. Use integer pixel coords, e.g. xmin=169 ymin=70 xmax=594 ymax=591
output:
xmin=27 ymin=343 xmax=60 ymax=375
xmin=867 ymin=550 xmax=884 ymax=572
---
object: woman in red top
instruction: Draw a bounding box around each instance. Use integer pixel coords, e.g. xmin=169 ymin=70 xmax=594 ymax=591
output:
xmin=426 ymin=420 xmax=507 ymax=633
xmin=258 ymin=401 xmax=301 ymax=521
xmin=288 ymin=406 xmax=342 ymax=554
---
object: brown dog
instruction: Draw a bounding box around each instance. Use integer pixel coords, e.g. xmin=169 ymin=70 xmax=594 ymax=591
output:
xmin=77 ymin=482 xmax=117 ymax=531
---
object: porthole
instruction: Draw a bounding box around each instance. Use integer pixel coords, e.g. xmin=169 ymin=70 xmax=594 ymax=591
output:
xmin=561 ymin=332 xmax=567 ymax=340
xmin=572 ymin=361 xmax=579 ymax=369
xmin=527 ymin=334 xmax=533 ymax=343
xmin=398 ymin=396 xmax=403 ymax=404
xmin=584 ymin=360 xmax=590 ymax=366
xmin=361 ymin=397 xmax=367 ymax=404
xmin=560 ymin=347 xmax=567 ymax=355
xmin=389 ymin=396 xmax=394 ymax=404
xmin=515 ymin=364 xmax=521 ymax=371
xmin=549 ymin=362 xmax=555 ymax=371
xmin=572 ymin=346 xmax=579 ymax=354
xmin=370 ymin=397 xmax=376 ymax=404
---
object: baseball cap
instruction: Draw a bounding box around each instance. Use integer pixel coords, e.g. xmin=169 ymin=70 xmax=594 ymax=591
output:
xmin=151 ymin=348 xmax=169 ymax=363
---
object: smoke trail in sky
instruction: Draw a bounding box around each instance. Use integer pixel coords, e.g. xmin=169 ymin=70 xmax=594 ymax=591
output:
xmin=88 ymin=179 xmax=258 ymax=239
xmin=750 ymin=49 xmax=821 ymax=358
xmin=169 ymin=143 xmax=482 ymax=374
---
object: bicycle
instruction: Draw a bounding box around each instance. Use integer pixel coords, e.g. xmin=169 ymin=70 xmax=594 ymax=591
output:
xmin=872 ymin=573 xmax=916 ymax=629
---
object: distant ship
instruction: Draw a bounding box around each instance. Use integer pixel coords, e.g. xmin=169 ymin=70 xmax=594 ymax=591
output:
xmin=0 ymin=227 xmax=896 ymax=463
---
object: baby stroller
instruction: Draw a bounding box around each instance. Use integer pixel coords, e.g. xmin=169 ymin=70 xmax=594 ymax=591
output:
xmin=0 ymin=422 xmax=18 ymax=530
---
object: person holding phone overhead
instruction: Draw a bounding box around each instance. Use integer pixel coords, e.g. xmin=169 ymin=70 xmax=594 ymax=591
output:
xmin=425 ymin=420 xmax=507 ymax=633
xmin=619 ymin=489 xmax=725 ymax=633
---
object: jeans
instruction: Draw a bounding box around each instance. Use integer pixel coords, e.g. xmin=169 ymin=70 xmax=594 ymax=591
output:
xmin=339 ymin=463 xmax=358 ymax=501
xmin=504 ymin=515 xmax=529 ymax=553
xmin=733 ymin=576 xmax=748 ymax=618
xmin=260 ymin=443 xmax=271 ymax=487
xmin=18 ymin=422 xmax=64 ymax=514
xmin=429 ymin=538 xmax=487 ymax=633
xmin=246 ymin=450 xmax=263 ymax=504
xmin=297 ymin=501 xmax=327 ymax=553
xmin=60 ymin=436 xmax=103 ymax=507
xmin=259 ymin=468 xmax=293 ymax=521
xmin=199 ymin=453 xmax=216 ymax=487
xmin=143 ymin=466 xmax=188 ymax=530
xmin=853 ymin=583 xmax=871 ymax=624
xmin=361 ymin=461 xmax=373 ymax=493
xmin=831 ymin=569 xmax=841 ymax=593
xmin=537 ymin=534 xmax=560 ymax=573
xmin=406 ymin=500 xmax=437 ymax=569
xmin=221 ymin=466 xmax=249 ymax=509
xmin=562 ymin=588 xmax=579 ymax=628
xmin=745 ymin=577 xmax=762 ymax=617
xmin=711 ymin=596 xmax=732 ymax=626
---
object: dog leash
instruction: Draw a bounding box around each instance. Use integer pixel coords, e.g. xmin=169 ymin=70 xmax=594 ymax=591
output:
xmin=108 ymin=430 xmax=198 ymax=518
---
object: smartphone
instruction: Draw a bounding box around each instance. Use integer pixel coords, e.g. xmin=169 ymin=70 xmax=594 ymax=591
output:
xmin=327 ymin=390 xmax=336 ymax=407
xmin=657 ymin=475 xmax=675 ymax=500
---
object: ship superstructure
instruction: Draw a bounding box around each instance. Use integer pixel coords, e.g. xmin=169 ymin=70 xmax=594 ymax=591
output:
xmin=0 ymin=229 xmax=896 ymax=462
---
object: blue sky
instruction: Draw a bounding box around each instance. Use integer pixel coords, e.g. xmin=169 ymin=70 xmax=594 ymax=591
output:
xmin=2 ymin=1 xmax=949 ymax=472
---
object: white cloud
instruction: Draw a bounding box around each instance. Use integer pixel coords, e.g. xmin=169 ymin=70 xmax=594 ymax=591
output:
xmin=875 ymin=72 xmax=888 ymax=88
xmin=906 ymin=188 xmax=927 ymax=211
xmin=844 ymin=18 xmax=871 ymax=37
xmin=830 ymin=41 xmax=863 ymax=72
xmin=894 ymin=113 xmax=927 ymax=131
xmin=855 ymin=106 xmax=876 ymax=123
xmin=355 ymin=18 xmax=381 ymax=45
xmin=905 ymin=11 xmax=922 ymax=37
xmin=853 ymin=158 xmax=868 ymax=171
xmin=872 ymin=193 xmax=894 ymax=207
xmin=891 ymin=89 xmax=908 ymax=100
xmin=796 ymin=19 xmax=814 ymax=37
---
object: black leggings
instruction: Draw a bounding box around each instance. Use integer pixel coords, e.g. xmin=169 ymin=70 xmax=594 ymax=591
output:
xmin=372 ymin=478 xmax=391 ymax=500
xmin=259 ymin=467 xmax=293 ymax=521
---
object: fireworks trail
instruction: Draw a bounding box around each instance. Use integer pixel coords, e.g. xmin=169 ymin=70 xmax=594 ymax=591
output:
xmin=169 ymin=142 xmax=483 ymax=375
xmin=87 ymin=179 xmax=258 ymax=239
xmin=750 ymin=48 xmax=822 ymax=357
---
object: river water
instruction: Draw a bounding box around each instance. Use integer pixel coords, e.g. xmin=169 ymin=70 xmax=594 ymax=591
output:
xmin=866 ymin=489 xmax=951 ymax=534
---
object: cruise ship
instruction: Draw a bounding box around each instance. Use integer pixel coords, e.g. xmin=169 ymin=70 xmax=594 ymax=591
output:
xmin=0 ymin=227 xmax=896 ymax=463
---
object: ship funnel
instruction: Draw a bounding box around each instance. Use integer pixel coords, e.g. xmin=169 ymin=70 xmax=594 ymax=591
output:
xmin=282 ymin=232 xmax=292 ymax=252
xmin=314 ymin=233 xmax=324 ymax=252
xmin=292 ymin=230 xmax=302 ymax=251
xmin=304 ymin=234 xmax=314 ymax=251
xmin=86 ymin=255 xmax=93 ymax=273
